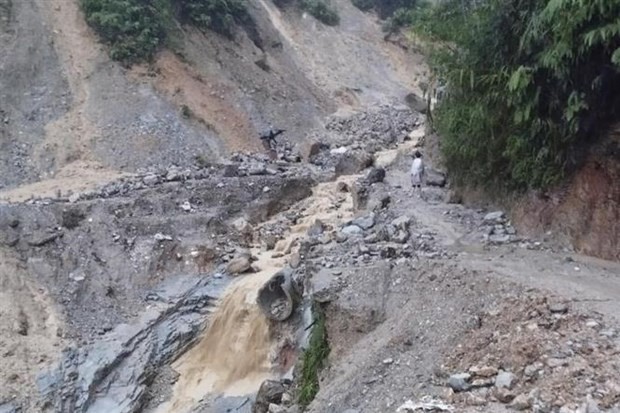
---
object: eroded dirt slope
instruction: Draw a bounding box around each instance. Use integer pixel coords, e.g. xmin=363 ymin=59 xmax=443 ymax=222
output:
xmin=0 ymin=0 xmax=425 ymax=199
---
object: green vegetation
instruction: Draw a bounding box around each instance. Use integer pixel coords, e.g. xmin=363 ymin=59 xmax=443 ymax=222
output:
xmin=81 ymin=0 xmax=248 ymax=64
xmin=301 ymin=0 xmax=340 ymax=26
xmin=400 ymin=0 xmax=620 ymax=191
xmin=297 ymin=304 xmax=330 ymax=407
xmin=352 ymin=0 xmax=417 ymax=19
xmin=177 ymin=0 xmax=248 ymax=37
xmin=81 ymin=0 xmax=170 ymax=63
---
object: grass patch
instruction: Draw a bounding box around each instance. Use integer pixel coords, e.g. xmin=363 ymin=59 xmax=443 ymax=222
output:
xmin=297 ymin=303 xmax=330 ymax=407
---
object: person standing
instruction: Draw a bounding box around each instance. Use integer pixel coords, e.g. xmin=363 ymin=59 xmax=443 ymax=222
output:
xmin=410 ymin=150 xmax=425 ymax=193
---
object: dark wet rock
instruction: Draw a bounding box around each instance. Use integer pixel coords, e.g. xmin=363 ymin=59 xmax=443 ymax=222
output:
xmin=39 ymin=276 xmax=224 ymax=413
xmin=253 ymin=380 xmax=286 ymax=413
xmin=351 ymin=182 xmax=369 ymax=211
xmin=365 ymin=167 xmax=385 ymax=184
xmin=426 ymin=169 xmax=447 ymax=187
xmin=405 ymin=93 xmax=428 ymax=114
xmin=448 ymin=373 xmax=471 ymax=392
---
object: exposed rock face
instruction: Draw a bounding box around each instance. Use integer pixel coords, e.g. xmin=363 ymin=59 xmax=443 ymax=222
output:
xmin=38 ymin=276 xmax=225 ymax=413
xmin=513 ymin=131 xmax=620 ymax=261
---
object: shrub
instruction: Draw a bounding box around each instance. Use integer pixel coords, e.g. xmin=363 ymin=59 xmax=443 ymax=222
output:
xmin=177 ymin=0 xmax=248 ymax=37
xmin=81 ymin=0 xmax=248 ymax=63
xmin=301 ymin=0 xmax=340 ymax=26
xmin=81 ymin=0 xmax=170 ymax=63
xmin=406 ymin=0 xmax=620 ymax=191
xmin=352 ymin=0 xmax=417 ymax=19
xmin=351 ymin=0 xmax=375 ymax=11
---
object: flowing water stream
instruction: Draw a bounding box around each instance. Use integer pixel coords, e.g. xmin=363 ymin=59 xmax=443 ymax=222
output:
xmin=156 ymin=177 xmax=357 ymax=412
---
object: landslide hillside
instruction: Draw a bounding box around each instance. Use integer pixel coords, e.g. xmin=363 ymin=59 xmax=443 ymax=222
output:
xmin=0 ymin=0 xmax=424 ymax=197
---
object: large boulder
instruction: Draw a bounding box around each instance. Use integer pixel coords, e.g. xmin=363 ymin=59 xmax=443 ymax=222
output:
xmin=253 ymin=380 xmax=287 ymax=413
xmin=334 ymin=151 xmax=373 ymax=176
xmin=257 ymin=269 xmax=301 ymax=321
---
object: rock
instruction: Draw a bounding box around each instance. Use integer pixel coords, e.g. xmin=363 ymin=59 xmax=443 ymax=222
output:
xmin=258 ymin=270 xmax=300 ymax=321
xmin=310 ymin=269 xmax=337 ymax=303
xmin=391 ymin=229 xmax=410 ymax=244
xmin=143 ymin=174 xmax=159 ymax=186
xmin=341 ymin=225 xmax=363 ymax=237
xmin=383 ymin=358 xmax=394 ymax=365
xmin=426 ymin=169 xmax=447 ymax=187
xmin=307 ymin=219 xmax=325 ymax=237
xmin=351 ymin=182 xmax=368 ymax=210
xmin=509 ymin=394 xmax=531 ymax=411
xmin=548 ymin=301 xmax=569 ymax=314
xmin=524 ymin=362 xmax=543 ymax=378
xmin=227 ymin=253 xmax=253 ymax=275
xmin=365 ymin=167 xmax=386 ymax=184
xmin=471 ymin=378 xmax=495 ymax=388
xmin=484 ymin=211 xmax=506 ymax=223
xmin=254 ymin=380 xmax=286 ymax=413
xmin=391 ymin=216 xmax=412 ymax=231
xmin=352 ymin=213 xmax=375 ymax=230
xmin=466 ymin=394 xmax=487 ymax=406
xmin=364 ymin=233 xmax=379 ymax=243
xmin=0 ymin=403 xmax=18 ymax=413
xmin=268 ymin=404 xmax=287 ymax=413
xmin=330 ymin=146 xmax=348 ymax=155
xmin=180 ymin=201 xmax=192 ymax=212
xmin=448 ymin=373 xmax=471 ymax=392
xmin=335 ymin=151 xmax=374 ymax=176
xmin=495 ymin=371 xmax=516 ymax=389
xmin=405 ymin=93 xmax=428 ymax=113
xmin=469 ymin=366 xmax=498 ymax=378
xmin=495 ymin=388 xmax=516 ymax=403
xmin=289 ymin=252 xmax=302 ymax=269
xmin=27 ymin=231 xmax=62 ymax=246
xmin=336 ymin=182 xmax=349 ymax=192
xmin=489 ymin=234 xmax=510 ymax=244
xmin=262 ymin=234 xmax=277 ymax=251
xmin=303 ymin=141 xmax=323 ymax=161
xmin=40 ymin=276 xmax=220 ymax=412
xmin=341 ymin=410 xmax=360 ymax=413
xmin=368 ymin=191 xmax=391 ymax=212
xmin=154 ymin=233 xmax=173 ymax=242
xmin=582 ymin=395 xmax=601 ymax=413
xmin=335 ymin=232 xmax=348 ymax=243
xmin=223 ymin=163 xmax=239 ymax=177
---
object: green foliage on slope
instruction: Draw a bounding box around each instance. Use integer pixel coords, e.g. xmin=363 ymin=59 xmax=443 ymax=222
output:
xmin=81 ymin=0 xmax=248 ymax=63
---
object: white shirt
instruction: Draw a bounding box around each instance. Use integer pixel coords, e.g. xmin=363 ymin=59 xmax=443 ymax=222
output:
xmin=410 ymin=158 xmax=424 ymax=176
